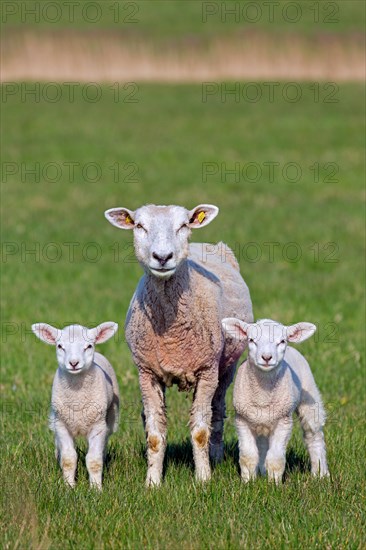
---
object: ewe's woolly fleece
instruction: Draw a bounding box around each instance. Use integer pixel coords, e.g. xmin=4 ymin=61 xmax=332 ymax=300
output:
xmin=125 ymin=242 xmax=253 ymax=391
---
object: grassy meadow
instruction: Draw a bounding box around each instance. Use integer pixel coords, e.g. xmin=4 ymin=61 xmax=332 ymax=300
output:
xmin=1 ymin=79 xmax=365 ymax=548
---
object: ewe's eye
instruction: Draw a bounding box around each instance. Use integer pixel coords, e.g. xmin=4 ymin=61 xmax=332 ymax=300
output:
xmin=136 ymin=223 xmax=146 ymax=232
xmin=280 ymin=339 xmax=286 ymax=344
xmin=177 ymin=223 xmax=188 ymax=233
xmin=248 ymin=338 xmax=254 ymax=343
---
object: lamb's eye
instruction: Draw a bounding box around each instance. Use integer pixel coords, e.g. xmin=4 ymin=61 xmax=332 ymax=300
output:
xmin=178 ymin=224 xmax=188 ymax=232
xmin=280 ymin=339 xmax=286 ymax=344
xmin=248 ymin=338 xmax=254 ymax=343
xmin=85 ymin=344 xmax=93 ymax=350
xmin=136 ymin=223 xmax=146 ymax=231
xmin=57 ymin=344 xmax=64 ymax=350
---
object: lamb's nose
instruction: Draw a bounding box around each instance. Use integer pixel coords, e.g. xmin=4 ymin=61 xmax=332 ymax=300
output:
xmin=152 ymin=252 xmax=173 ymax=266
xmin=69 ymin=361 xmax=79 ymax=369
xmin=262 ymin=354 xmax=272 ymax=362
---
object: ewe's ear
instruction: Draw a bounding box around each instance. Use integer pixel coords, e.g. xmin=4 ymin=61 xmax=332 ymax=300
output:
xmin=188 ymin=204 xmax=219 ymax=228
xmin=222 ymin=318 xmax=250 ymax=341
xmin=286 ymin=322 xmax=316 ymax=343
xmin=104 ymin=207 xmax=135 ymax=229
xmin=88 ymin=322 xmax=118 ymax=345
xmin=32 ymin=323 xmax=60 ymax=345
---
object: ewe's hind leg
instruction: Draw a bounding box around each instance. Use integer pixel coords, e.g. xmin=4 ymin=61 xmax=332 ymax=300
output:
xmin=236 ymin=416 xmax=259 ymax=482
xmin=297 ymin=401 xmax=329 ymax=477
xmin=257 ymin=436 xmax=269 ymax=476
xmin=86 ymin=422 xmax=109 ymax=490
xmin=139 ymin=371 xmax=167 ymax=487
xmin=55 ymin=422 xmax=77 ymax=488
xmin=191 ymin=371 xmax=218 ymax=482
xmin=210 ymin=363 xmax=236 ymax=463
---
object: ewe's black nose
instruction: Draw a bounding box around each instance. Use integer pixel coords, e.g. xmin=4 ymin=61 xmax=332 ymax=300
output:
xmin=152 ymin=252 xmax=173 ymax=266
xmin=69 ymin=361 xmax=79 ymax=369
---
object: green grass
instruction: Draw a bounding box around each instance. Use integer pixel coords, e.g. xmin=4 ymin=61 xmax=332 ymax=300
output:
xmin=2 ymin=0 xmax=365 ymax=35
xmin=1 ymin=82 xmax=365 ymax=548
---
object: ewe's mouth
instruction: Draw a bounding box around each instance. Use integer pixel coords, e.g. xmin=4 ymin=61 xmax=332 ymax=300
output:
xmin=149 ymin=267 xmax=176 ymax=278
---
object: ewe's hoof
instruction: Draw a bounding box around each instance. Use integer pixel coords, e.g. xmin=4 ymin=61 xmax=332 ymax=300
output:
xmin=195 ymin=467 xmax=211 ymax=483
xmin=145 ymin=472 xmax=162 ymax=488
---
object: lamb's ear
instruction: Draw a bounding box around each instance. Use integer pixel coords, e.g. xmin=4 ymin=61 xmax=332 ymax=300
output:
xmin=88 ymin=322 xmax=118 ymax=344
xmin=286 ymin=322 xmax=316 ymax=343
xmin=188 ymin=204 xmax=219 ymax=228
xmin=222 ymin=318 xmax=250 ymax=341
xmin=32 ymin=323 xmax=59 ymax=345
xmin=104 ymin=207 xmax=135 ymax=229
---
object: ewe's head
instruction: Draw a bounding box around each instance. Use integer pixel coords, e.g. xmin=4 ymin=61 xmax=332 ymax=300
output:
xmin=104 ymin=204 xmax=219 ymax=279
xmin=32 ymin=322 xmax=118 ymax=374
xmin=222 ymin=318 xmax=316 ymax=372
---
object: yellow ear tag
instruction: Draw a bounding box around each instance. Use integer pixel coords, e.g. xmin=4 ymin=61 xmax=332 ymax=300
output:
xmin=125 ymin=214 xmax=133 ymax=225
xmin=197 ymin=211 xmax=206 ymax=224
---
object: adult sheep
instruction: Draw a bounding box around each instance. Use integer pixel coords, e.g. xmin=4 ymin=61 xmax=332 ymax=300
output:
xmin=105 ymin=204 xmax=253 ymax=485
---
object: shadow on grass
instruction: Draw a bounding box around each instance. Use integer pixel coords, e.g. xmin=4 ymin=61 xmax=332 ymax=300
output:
xmin=284 ymin=448 xmax=310 ymax=479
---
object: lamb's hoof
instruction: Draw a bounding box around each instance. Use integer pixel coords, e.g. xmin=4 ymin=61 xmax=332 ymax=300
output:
xmin=64 ymin=479 xmax=76 ymax=488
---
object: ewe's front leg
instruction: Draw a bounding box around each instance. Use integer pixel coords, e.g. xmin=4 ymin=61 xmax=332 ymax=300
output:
xmin=139 ymin=370 xmax=167 ymax=487
xmin=190 ymin=372 xmax=218 ymax=482
xmin=235 ymin=416 xmax=259 ymax=482
xmin=210 ymin=363 xmax=236 ymax=464
xmin=266 ymin=417 xmax=293 ymax=484
xmin=55 ymin=421 xmax=77 ymax=488
xmin=86 ymin=422 xmax=109 ymax=490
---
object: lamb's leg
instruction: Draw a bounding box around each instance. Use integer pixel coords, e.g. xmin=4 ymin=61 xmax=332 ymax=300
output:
xmin=235 ymin=415 xmax=259 ymax=482
xmin=55 ymin=421 xmax=77 ymax=487
xmin=257 ymin=435 xmax=269 ymax=476
xmin=86 ymin=422 xmax=109 ymax=490
xmin=210 ymin=362 xmax=236 ymax=464
xmin=190 ymin=372 xmax=218 ymax=482
xmin=139 ymin=370 xmax=167 ymax=487
xmin=266 ymin=416 xmax=293 ymax=484
xmin=297 ymin=402 xmax=329 ymax=477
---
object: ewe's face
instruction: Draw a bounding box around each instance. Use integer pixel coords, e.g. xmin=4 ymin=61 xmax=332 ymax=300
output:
xmin=133 ymin=205 xmax=190 ymax=279
xmin=105 ymin=204 xmax=219 ymax=280
xmin=246 ymin=321 xmax=287 ymax=371
xmin=56 ymin=325 xmax=95 ymax=374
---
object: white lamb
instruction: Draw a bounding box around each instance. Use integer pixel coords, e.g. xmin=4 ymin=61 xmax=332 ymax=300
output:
xmin=105 ymin=203 xmax=253 ymax=485
xmin=32 ymin=322 xmax=119 ymax=490
xmin=222 ymin=318 xmax=329 ymax=484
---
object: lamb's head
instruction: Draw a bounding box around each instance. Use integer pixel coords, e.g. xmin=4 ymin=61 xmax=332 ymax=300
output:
xmin=222 ymin=318 xmax=316 ymax=372
xmin=32 ymin=322 xmax=118 ymax=374
xmin=104 ymin=204 xmax=219 ymax=279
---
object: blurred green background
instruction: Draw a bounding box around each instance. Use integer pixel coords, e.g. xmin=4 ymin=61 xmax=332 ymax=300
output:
xmin=1 ymin=1 xmax=365 ymax=548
